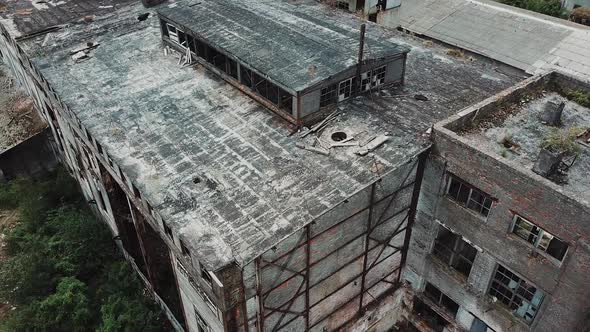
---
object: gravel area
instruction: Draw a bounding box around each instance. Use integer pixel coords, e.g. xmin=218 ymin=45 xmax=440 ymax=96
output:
xmin=0 ymin=63 xmax=45 ymax=152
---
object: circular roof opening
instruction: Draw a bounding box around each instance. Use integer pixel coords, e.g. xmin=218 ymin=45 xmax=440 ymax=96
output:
xmin=331 ymin=132 xmax=347 ymax=142
xmin=193 ymin=177 xmax=201 ymax=184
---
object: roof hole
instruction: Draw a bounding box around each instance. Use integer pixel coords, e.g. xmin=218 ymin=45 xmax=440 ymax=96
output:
xmin=331 ymin=132 xmax=347 ymax=142
xmin=137 ymin=13 xmax=150 ymax=21
xmin=193 ymin=177 xmax=201 ymax=184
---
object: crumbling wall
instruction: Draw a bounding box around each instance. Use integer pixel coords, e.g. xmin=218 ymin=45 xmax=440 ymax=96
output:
xmin=404 ymin=122 xmax=590 ymax=331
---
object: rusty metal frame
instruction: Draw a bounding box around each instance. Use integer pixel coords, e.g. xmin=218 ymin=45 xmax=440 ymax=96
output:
xmin=253 ymin=159 xmax=421 ymax=331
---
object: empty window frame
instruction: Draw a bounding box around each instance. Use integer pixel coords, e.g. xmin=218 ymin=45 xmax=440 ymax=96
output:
xmin=424 ymin=282 xmax=459 ymax=316
xmin=163 ymin=221 xmax=173 ymax=239
xmin=432 ymin=228 xmax=477 ymax=277
xmin=338 ymin=77 xmax=355 ymax=101
xmin=201 ymin=264 xmax=213 ymax=286
xmin=372 ymin=66 xmax=387 ymax=87
xmin=320 ymin=84 xmax=338 ymax=107
xmin=194 ymin=308 xmax=210 ymax=332
xmin=446 ymin=175 xmax=493 ymax=217
xmin=511 ymin=215 xmax=568 ymax=261
xmin=360 ymin=71 xmax=372 ymax=92
xmin=180 ymin=240 xmax=191 ymax=256
xmin=165 ymin=23 xmax=185 ymax=47
xmin=413 ymin=298 xmax=450 ymax=332
xmin=488 ymin=264 xmax=544 ymax=324
xmin=244 ymin=66 xmax=293 ymax=113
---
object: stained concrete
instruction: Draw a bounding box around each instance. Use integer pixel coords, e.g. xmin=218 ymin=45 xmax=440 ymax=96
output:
xmin=20 ymin=0 xmax=520 ymax=270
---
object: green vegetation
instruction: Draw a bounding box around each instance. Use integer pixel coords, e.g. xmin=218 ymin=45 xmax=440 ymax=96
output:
xmin=500 ymin=0 xmax=566 ymax=18
xmin=564 ymin=90 xmax=590 ymax=108
xmin=0 ymin=169 xmax=165 ymax=331
xmin=541 ymin=126 xmax=584 ymax=156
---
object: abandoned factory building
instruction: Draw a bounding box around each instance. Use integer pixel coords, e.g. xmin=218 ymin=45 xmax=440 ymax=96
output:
xmin=0 ymin=0 xmax=588 ymax=331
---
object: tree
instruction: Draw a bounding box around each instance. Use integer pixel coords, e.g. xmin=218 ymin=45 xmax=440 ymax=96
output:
xmin=2 ymin=277 xmax=92 ymax=332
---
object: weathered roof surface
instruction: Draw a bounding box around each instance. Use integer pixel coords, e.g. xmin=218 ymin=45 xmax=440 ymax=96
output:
xmin=0 ymin=0 xmax=134 ymax=38
xmin=24 ymin=0 xmax=519 ymax=270
xmin=452 ymin=76 xmax=590 ymax=208
xmin=158 ymin=0 xmax=409 ymax=93
xmin=400 ymin=0 xmax=590 ymax=78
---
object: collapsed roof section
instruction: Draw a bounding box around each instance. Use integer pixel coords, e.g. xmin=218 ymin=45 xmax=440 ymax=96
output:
xmin=158 ymin=0 xmax=410 ymax=123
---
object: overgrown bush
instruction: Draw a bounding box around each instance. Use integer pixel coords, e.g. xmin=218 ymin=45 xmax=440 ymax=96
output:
xmin=500 ymin=0 xmax=566 ymax=17
xmin=541 ymin=127 xmax=584 ymax=155
xmin=0 ymin=169 xmax=165 ymax=331
xmin=564 ymin=90 xmax=590 ymax=108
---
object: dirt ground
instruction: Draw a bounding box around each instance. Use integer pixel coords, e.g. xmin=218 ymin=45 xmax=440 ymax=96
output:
xmin=0 ymin=208 xmax=19 ymax=320
xmin=0 ymin=63 xmax=45 ymax=152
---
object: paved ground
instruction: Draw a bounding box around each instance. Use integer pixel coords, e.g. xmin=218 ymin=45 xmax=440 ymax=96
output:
xmin=400 ymin=0 xmax=590 ymax=78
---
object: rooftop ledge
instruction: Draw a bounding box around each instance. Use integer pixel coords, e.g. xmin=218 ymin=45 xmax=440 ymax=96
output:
xmin=436 ymin=71 xmax=590 ymax=209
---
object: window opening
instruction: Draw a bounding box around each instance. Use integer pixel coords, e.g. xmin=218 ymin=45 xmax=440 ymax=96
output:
xmin=320 ymin=84 xmax=338 ymax=107
xmin=424 ymin=282 xmax=459 ymax=316
xmin=488 ymin=264 xmax=544 ymax=324
xmin=163 ymin=221 xmax=173 ymax=239
xmin=511 ymin=215 xmax=568 ymax=261
xmin=432 ymin=227 xmax=477 ymax=277
xmin=194 ymin=308 xmax=210 ymax=332
xmin=447 ymin=175 xmax=493 ymax=217
xmin=180 ymin=240 xmax=191 ymax=256
xmin=372 ymin=66 xmax=386 ymax=87
xmin=338 ymin=77 xmax=355 ymax=101
xmin=360 ymin=71 xmax=372 ymax=92
xmin=201 ymin=264 xmax=213 ymax=286
xmin=413 ymin=298 xmax=450 ymax=332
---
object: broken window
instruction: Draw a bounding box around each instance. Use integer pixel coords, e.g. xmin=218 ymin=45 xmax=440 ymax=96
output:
xmin=360 ymin=71 xmax=372 ymax=92
xmin=424 ymin=282 xmax=459 ymax=316
xmin=488 ymin=264 xmax=544 ymax=324
xmin=511 ymin=215 xmax=568 ymax=261
xmin=372 ymin=66 xmax=387 ymax=87
xmin=446 ymin=175 xmax=493 ymax=217
xmin=201 ymin=264 xmax=213 ymax=287
xmin=278 ymin=88 xmax=293 ymax=113
xmin=187 ymin=34 xmax=197 ymax=54
xmin=227 ymin=58 xmax=238 ymax=80
xmin=194 ymin=308 xmax=210 ymax=332
xmin=240 ymin=66 xmax=252 ymax=87
xmin=413 ymin=298 xmax=450 ymax=332
xmin=432 ymin=227 xmax=477 ymax=277
xmin=163 ymin=221 xmax=173 ymax=239
xmin=320 ymin=84 xmax=338 ymax=107
xmin=338 ymin=77 xmax=355 ymax=101
xmin=166 ymin=23 xmax=180 ymax=44
xmin=180 ymin=240 xmax=191 ymax=256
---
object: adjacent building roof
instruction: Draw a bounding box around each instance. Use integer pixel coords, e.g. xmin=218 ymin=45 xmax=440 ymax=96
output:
xmin=400 ymin=0 xmax=590 ymax=78
xmin=158 ymin=0 xmax=409 ymax=93
xmin=19 ymin=0 xmax=520 ymax=270
xmin=442 ymin=72 xmax=590 ymax=208
xmin=0 ymin=0 xmax=134 ymax=38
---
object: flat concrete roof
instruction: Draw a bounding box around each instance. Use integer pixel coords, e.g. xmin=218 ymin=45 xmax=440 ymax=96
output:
xmin=0 ymin=0 xmax=134 ymax=38
xmin=159 ymin=0 xmax=409 ymax=93
xmin=21 ymin=0 xmax=519 ymax=270
xmin=444 ymin=72 xmax=590 ymax=208
xmin=400 ymin=0 xmax=590 ymax=78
